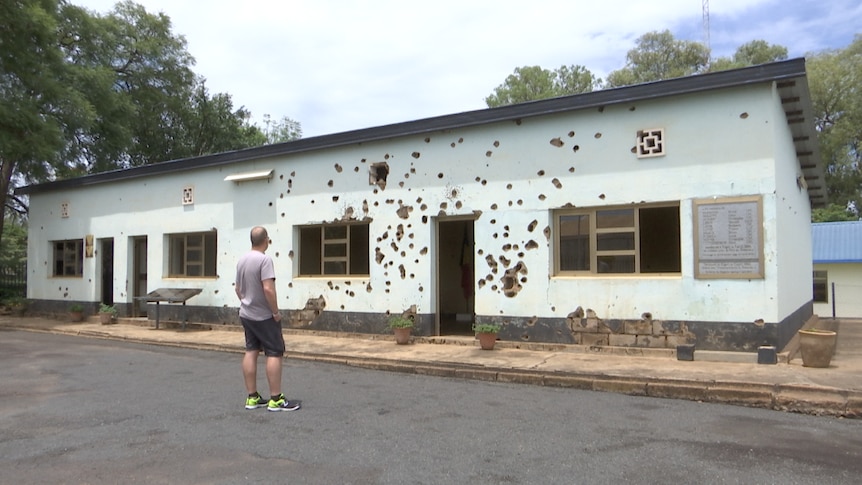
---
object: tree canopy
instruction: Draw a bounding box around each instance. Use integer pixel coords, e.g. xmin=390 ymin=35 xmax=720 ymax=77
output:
xmin=485 ymin=65 xmax=600 ymax=108
xmin=0 ymin=0 xmax=302 ymax=246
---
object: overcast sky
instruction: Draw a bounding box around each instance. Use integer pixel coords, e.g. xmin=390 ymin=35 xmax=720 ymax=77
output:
xmin=75 ymin=0 xmax=860 ymax=138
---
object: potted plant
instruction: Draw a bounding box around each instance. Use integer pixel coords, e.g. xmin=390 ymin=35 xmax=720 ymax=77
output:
xmin=69 ymin=303 xmax=85 ymax=322
xmin=388 ymin=314 xmax=414 ymax=345
xmin=98 ymin=303 xmax=117 ymax=325
xmin=798 ymin=327 xmax=837 ymax=368
xmin=473 ymin=322 xmax=502 ymax=350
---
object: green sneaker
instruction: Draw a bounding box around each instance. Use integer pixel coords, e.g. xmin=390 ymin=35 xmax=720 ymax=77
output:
xmin=244 ymin=394 xmax=267 ymax=410
xmin=267 ymin=394 xmax=301 ymax=412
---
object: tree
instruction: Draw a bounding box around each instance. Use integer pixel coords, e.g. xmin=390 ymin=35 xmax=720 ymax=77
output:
xmin=485 ymin=65 xmax=600 ymax=108
xmin=605 ymin=30 xmax=710 ymax=88
xmin=260 ymin=114 xmax=303 ymax=144
xmin=709 ymin=40 xmax=788 ymax=71
xmin=807 ymin=35 xmax=862 ymax=216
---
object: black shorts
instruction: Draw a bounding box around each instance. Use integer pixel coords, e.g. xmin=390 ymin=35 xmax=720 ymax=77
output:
xmin=240 ymin=316 xmax=285 ymax=357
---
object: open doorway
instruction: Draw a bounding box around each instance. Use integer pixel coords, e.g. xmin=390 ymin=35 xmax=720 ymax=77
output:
xmin=437 ymin=218 xmax=474 ymax=335
xmin=132 ymin=236 xmax=148 ymax=317
xmin=99 ymin=238 xmax=114 ymax=305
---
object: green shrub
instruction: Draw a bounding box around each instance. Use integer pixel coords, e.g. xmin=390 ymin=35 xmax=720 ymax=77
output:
xmin=472 ymin=323 xmax=501 ymax=334
xmin=387 ymin=314 xmax=414 ymax=329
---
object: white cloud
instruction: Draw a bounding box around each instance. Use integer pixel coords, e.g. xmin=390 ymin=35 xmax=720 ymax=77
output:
xmin=74 ymin=0 xmax=860 ymax=137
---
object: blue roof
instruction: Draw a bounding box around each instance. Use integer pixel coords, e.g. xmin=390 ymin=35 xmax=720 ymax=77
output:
xmin=812 ymin=221 xmax=862 ymax=263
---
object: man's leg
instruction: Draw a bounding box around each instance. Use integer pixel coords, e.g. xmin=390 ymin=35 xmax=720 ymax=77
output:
xmin=265 ymin=355 xmax=283 ymax=397
xmin=242 ymin=350 xmax=260 ymax=394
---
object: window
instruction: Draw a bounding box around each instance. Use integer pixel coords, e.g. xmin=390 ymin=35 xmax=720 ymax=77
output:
xmin=299 ymin=223 xmax=369 ymax=276
xmin=53 ymin=239 xmax=83 ymax=276
xmin=555 ymin=204 xmax=680 ymax=275
xmin=813 ymin=270 xmax=828 ymax=303
xmin=168 ymin=232 xmax=217 ymax=277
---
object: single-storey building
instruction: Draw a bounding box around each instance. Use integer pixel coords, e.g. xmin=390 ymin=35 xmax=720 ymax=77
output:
xmin=17 ymin=58 xmax=825 ymax=351
xmin=812 ymin=221 xmax=862 ymax=318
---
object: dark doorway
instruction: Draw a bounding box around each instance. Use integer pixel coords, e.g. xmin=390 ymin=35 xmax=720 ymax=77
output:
xmin=132 ymin=237 xmax=148 ymax=317
xmin=437 ymin=219 xmax=474 ymax=335
xmin=99 ymin=238 xmax=114 ymax=305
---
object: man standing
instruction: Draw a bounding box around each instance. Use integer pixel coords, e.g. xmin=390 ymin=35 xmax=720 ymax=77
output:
xmin=235 ymin=226 xmax=300 ymax=411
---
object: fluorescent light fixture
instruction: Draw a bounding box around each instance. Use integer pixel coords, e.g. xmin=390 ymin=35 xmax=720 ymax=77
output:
xmin=224 ymin=169 xmax=274 ymax=182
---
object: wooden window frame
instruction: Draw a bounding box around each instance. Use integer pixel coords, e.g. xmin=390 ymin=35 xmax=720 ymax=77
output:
xmin=52 ymin=239 xmax=84 ymax=277
xmin=554 ymin=203 xmax=681 ymax=276
xmin=298 ymin=223 xmax=370 ymax=277
xmin=167 ymin=231 xmax=217 ymax=278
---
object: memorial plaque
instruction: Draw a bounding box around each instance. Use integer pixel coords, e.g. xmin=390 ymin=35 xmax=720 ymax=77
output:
xmin=693 ymin=196 xmax=763 ymax=279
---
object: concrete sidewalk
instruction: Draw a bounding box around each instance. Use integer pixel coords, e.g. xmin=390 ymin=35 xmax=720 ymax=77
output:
xmin=2 ymin=315 xmax=860 ymax=418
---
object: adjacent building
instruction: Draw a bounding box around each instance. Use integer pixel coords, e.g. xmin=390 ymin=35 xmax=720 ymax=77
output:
xmin=17 ymin=59 xmax=826 ymax=351
xmin=812 ymin=221 xmax=862 ymax=318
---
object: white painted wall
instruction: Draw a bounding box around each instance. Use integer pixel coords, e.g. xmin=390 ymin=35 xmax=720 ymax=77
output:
xmin=26 ymin=82 xmax=813 ymax=327
xmin=813 ymin=263 xmax=862 ymax=318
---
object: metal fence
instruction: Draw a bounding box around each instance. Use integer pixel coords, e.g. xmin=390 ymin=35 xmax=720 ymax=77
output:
xmin=0 ymin=262 xmax=26 ymax=300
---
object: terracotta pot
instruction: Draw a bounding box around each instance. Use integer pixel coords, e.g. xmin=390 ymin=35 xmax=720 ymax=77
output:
xmin=69 ymin=311 xmax=84 ymax=322
xmin=393 ymin=327 xmax=411 ymax=345
xmin=798 ymin=329 xmax=837 ymax=368
xmin=477 ymin=332 xmax=497 ymax=350
xmin=99 ymin=312 xmax=114 ymax=325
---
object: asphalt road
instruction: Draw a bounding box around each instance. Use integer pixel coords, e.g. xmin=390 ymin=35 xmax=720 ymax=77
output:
xmin=2 ymin=329 xmax=861 ymax=484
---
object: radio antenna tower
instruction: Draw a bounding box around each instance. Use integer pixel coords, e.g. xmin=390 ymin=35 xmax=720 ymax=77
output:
xmin=702 ymin=0 xmax=711 ymax=60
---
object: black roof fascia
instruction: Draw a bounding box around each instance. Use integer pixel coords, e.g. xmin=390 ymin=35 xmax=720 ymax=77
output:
xmin=16 ymin=58 xmax=808 ymax=196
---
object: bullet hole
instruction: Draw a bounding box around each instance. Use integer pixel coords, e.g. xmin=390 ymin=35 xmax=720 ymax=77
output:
xmin=340 ymin=305 xmax=345 ymax=310
xmin=390 ymin=242 xmax=398 ymax=251
xmin=543 ymin=226 xmax=551 ymax=240
xmin=341 ymin=206 xmax=354 ymax=220
xmin=491 ymin=285 xmax=499 ymax=291
xmin=459 ymin=137 xmax=464 ymax=143
xmin=517 ymin=252 xmax=524 ymax=258
xmin=335 ymin=163 xmax=343 ymax=173
xmin=520 ymin=277 xmax=527 ymax=283
xmin=425 ymin=137 xmax=431 ymax=143
xmin=525 ymin=240 xmax=539 ymax=250
xmin=366 ymin=283 xmax=373 ymax=293
xmin=478 ymin=279 xmax=486 ymax=288
xmin=409 ymin=243 xmax=414 ymax=249
xmin=438 ymin=172 xmax=444 ymax=179
xmin=418 ymin=285 xmax=424 ymax=292
xmin=328 ymin=180 xmax=334 ymax=187
xmin=410 ymin=167 xmax=416 ymax=174
xmin=506 ymin=184 xmax=513 ymax=190
xmin=381 ymin=231 xmax=389 ymax=240
xmin=550 ymin=138 xmax=564 ymax=147
xmin=451 ymin=142 xmax=457 ymax=148
xmin=399 ymin=181 xmax=405 ymax=188
xmin=401 ymin=251 xmax=406 ymax=257
xmin=281 ymin=212 xmax=285 ymax=217
xmin=455 ymin=201 xmax=463 ymax=209
xmin=396 ymin=203 xmax=412 ymax=219
xmin=493 ymin=233 xmax=499 ymax=238
xmin=422 ymin=215 xmax=428 ymax=223
xmin=485 ymin=254 xmax=498 ymax=271
xmin=398 ymin=264 xmax=406 ymax=279
xmin=594 ymin=132 xmax=602 ymax=139
xmin=420 ymin=247 xmax=428 ymax=255
xmin=629 ymin=106 xmax=636 ymax=111
xmin=396 ymin=224 xmax=404 ymax=241
xmin=527 ymin=220 xmax=537 ymax=232
xmin=280 ymin=193 xmax=284 ymax=199
xmin=363 ymin=200 xmax=369 ymax=213
xmin=475 ymin=176 xmax=482 ymax=182
xmin=370 ymin=162 xmax=389 ymax=190
xmin=481 ymin=179 xmax=487 ymax=185
xmin=354 ymin=166 xmax=360 ymax=172
xmin=508 ymin=201 xmax=513 ymax=207
xmin=493 ymin=141 xmax=501 ymax=148
xmin=450 ymin=188 xmax=458 ymax=198
xmin=538 ymin=194 xmax=546 ymax=201
xmin=490 ymin=219 xmax=496 ymax=224
xmin=268 ymin=202 xmax=273 ymax=206
xmin=385 ymin=289 xmax=390 ymax=294
xmin=375 ymin=248 xmax=385 ymax=264
xmin=420 ymin=204 xmax=428 ymax=211
xmin=599 ymin=194 xmax=606 ymax=199
xmin=569 ymin=167 xmax=576 ymax=173
xmin=477 ymin=249 xmax=484 ymax=255
xmin=501 ymin=261 xmax=528 ymax=298
xmin=332 ymin=196 xmax=339 ymax=202
xmin=573 ymin=145 xmax=580 ymax=152
xmin=500 ymin=256 xmax=511 ymax=266
xmin=491 ymin=203 xmax=498 ymax=210
xmin=552 ymin=178 xmax=562 ymax=189
xmin=385 ymin=280 xmax=391 ymax=286
xmin=486 ymin=151 xmax=493 ymax=157
xmin=416 ymin=197 xmax=423 ymax=203
xmin=568 ymin=131 xmax=575 ymax=137
xmin=516 ymin=200 xmax=523 ymax=206
xmin=410 ymin=273 xmax=415 ymax=279
xmin=288 ymin=179 xmax=293 ymax=188
xmin=502 ymin=244 xmax=512 ymax=252
xmin=412 ymin=152 xmax=420 ymax=159
xmin=537 ymin=170 xmax=545 ymax=176
xmin=440 ymin=202 xmax=448 ymax=210
xmin=384 ymin=154 xmax=390 ymax=160
xmin=740 ymin=112 xmax=749 ymax=119
xmin=327 ymin=281 xmax=335 ymax=290
xmin=288 ymin=250 xmax=294 ymax=258
xmin=598 ymin=106 xmax=604 ymax=113
xmin=515 ymin=119 xmax=522 ymax=125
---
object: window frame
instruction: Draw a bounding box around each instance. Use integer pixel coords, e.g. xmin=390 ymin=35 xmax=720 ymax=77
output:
xmin=298 ymin=222 xmax=370 ymax=277
xmin=167 ymin=231 xmax=218 ymax=278
xmin=554 ymin=202 xmax=681 ymax=277
xmin=52 ymin=239 xmax=84 ymax=277
xmin=813 ymin=270 xmax=828 ymax=303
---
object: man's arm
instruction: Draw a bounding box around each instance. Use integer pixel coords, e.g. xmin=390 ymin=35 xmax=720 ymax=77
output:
xmin=262 ymin=278 xmax=281 ymax=320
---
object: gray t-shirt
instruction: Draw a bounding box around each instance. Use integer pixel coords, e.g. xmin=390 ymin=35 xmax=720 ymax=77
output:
xmin=236 ymin=250 xmax=276 ymax=321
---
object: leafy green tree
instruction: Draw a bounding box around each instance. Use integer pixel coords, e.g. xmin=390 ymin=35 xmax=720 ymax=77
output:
xmin=605 ymin=30 xmax=710 ymax=87
xmin=709 ymin=40 xmax=788 ymax=71
xmin=807 ymin=35 xmax=862 ymax=216
xmin=485 ymin=65 xmax=599 ymax=108
xmin=812 ymin=203 xmax=858 ymax=222
xmin=260 ymin=114 xmax=303 ymax=144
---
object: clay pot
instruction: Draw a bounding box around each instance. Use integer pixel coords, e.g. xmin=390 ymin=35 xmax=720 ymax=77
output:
xmin=477 ymin=332 xmax=497 ymax=350
xmin=393 ymin=327 xmax=411 ymax=345
xmin=798 ymin=329 xmax=837 ymax=368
